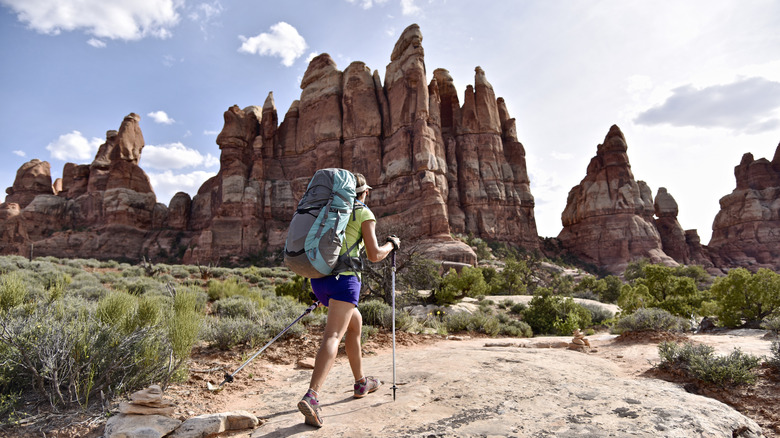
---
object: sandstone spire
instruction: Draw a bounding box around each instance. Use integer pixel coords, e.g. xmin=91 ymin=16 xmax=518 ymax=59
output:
xmin=558 ymin=125 xmax=675 ymax=273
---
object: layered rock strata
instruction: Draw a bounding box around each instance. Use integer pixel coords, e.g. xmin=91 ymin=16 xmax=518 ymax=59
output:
xmin=180 ymin=24 xmax=538 ymax=265
xmin=557 ymin=125 xmax=676 ymax=274
xmin=0 ymin=25 xmax=538 ymax=265
xmin=708 ymin=144 xmax=780 ymax=270
xmin=0 ymin=113 xmax=170 ymax=260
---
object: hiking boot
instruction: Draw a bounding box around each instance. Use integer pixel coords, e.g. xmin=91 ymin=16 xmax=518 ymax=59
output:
xmin=353 ymin=376 xmax=381 ymax=398
xmin=297 ymin=389 xmax=323 ymax=427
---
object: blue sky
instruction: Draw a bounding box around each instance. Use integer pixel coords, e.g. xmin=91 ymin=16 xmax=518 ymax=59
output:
xmin=1 ymin=0 xmax=779 ymax=242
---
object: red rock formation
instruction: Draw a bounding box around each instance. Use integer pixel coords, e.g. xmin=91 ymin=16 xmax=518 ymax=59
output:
xmin=181 ymin=24 xmax=538 ymax=265
xmin=708 ymin=144 xmax=780 ymax=270
xmin=653 ymin=187 xmax=690 ymax=264
xmin=4 ymin=159 xmax=54 ymax=208
xmin=0 ymin=113 xmax=167 ymax=260
xmin=558 ymin=125 xmax=676 ymax=274
xmin=0 ymin=25 xmax=539 ymax=266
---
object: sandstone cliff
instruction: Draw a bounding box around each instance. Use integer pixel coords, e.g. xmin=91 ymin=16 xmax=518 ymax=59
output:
xmin=0 ymin=113 xmax=170 ymax=260
xmin=708 ymin=143 xmax=780 ymax=271
xmin=0 ymin=25 xmax=538 ymax=266
xmin=557 ymin=125 xmax=678 ymax=273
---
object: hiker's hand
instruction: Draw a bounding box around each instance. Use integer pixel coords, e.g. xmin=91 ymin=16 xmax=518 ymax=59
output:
xmin=386 ymin=235 xmax=400 ymax=251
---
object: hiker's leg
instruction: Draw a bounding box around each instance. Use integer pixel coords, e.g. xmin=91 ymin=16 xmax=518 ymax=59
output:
xmin=309 ymin=298 xmax=355 ymax=393
xmin=345 ymin=306 xmax=363 ymax=381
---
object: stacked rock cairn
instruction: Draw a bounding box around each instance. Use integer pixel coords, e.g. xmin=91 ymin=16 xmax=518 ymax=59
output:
xmin=568 ymin=329 xmax=591 ymax=352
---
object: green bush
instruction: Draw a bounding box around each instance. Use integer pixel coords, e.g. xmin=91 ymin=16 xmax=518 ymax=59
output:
xmin=522 ymin=288 xmax=592 ymax=335
xmin=769 ymin=341 xmax=780 ymax=370
xmin=214 ymin=296 xmax=259 ymax=320
xmin=761 ymin=316 xmax=780 ymax=334
xmin=360 ymin=299 xmax=392 ymax=328
xmin=0 ymin=297 xmax=180 ymax=408
xmin=435 ymin=266 xmax=487 ymax=305
xmin=203 ymin=317 xmax=264 ymax=350
xmin=580 ymin=303 xmax=615 ymax=325
xmin=658 ymin=341 xmax=761 ymax=385
xmin=488 ymin=258 xmax=531 ymax=295
xmin=613 ymin=308 xmax=689 ymax=334
xmin=0 ymin=271 xmax=27 ymax=312
xmin=444 ymin=311 xmax=499 ymax=335
xmin=711 ymin=268 xmax=780 ymax=328
xmin=618 ymin=264 xmax=704 ymax=318
xmin=274 ymin=275 xmax=313 ymax=304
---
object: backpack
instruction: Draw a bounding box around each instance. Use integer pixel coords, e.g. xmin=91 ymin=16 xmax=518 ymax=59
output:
xmin=284 ymin=168 xmax=365 ymax=278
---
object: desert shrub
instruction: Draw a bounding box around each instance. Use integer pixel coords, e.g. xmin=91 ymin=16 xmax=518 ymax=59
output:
xmin=444 ymin=310 xmax=499 ymax=335
xmin=658 ymin=341 xmax=761 ymax=385
xmin=207 ymin=277 xmax=249 ymax=301
xmin=0 ymin=271 xmax=27 ymax=312
xmin=115 ymin=276 xmax=166 ymax=296
xmin=769 ymin=341 xmax=780 ymax=370
xmin=96 ymin=291 xmax=137 ymax=333
xmin=361 ymin=325 xmax=379 ymax=344
xmin=580 ymin=303 xmax=615 ymax=325
xmin=360 ymin=299 xmax=392 ymax=328
xmin=761 ymin=315 xmax=780 ymax=334
xmin=169 ymin=266 xmax=191 ymax=279
xmin=495 ymin=315 xmax=533 ymax=337
xmin=613 ymin=308 xmax=689 ymax=334
xmin=509 ymin=302 xmax=526 ymax=314
xmin=522 ymin=288 xmax=592 ymax=335
xmin=274 ymin=275 xmax=313 ymax=304
xmin=203 ymin=317 xmax=264 ymax=350
xmin=435 ymin=266 xmax=487 ymax=305
xmin=0 ymin=295 xmax=186 ymax=408
xmin=690 ymin=349 xmax=762 ymax=385
xmin=398 ymin=254 xmax=442 ymax=293
xmin=658 ymin=341 xmax=715 ymax=370
xmin=710 ymin=268 xmax=780 ymax=328
xmin=214 ymin=296 xmax=259 ymax=320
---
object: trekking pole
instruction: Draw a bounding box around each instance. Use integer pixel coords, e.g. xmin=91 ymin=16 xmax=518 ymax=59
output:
xmin=207 ymin=301 xmax=319 ymax=391
xmin=391 ymin=250 xmax=398 ymax=401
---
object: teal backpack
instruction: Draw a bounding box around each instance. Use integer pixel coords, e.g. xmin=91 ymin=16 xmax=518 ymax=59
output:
xmin=284 ymin=168 xmax=364 ymax=278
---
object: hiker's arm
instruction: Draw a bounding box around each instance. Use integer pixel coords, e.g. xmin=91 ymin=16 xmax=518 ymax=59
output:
xmin=362 ymin=220 xmax=395 ymax=263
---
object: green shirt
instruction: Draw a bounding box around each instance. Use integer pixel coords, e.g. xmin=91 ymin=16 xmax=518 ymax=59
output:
xmin=340 ymin=203 xmax=375 ymax=276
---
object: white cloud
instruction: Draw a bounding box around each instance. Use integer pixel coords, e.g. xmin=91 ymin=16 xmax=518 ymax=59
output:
xmin=86 ymin=38 xmax=106 ymax=48
xmin=13 ymin=150 xmax=26 ymax=157
xmin=141 ymin=142 xmax=219 ymax=170
xmin=147 ymin=169 xmax=217 ymax=204
xmin=203 ymin=130 xmax=219 ymax=135
xmin=1 ymin=0 xmax=183 ymax=40
xmin=306 ymin=52 xmax=318 ymax=63
xmin=46 ymin=131 xmax=102 ymax=161
xmin=188 ymin=1 xmax=223 ymax=36
xmin=345 ymin=0 xmax=390 ymax=9
xmin=400 ymin=0 xmax=421 ymax=15
xmin=238 ymin=22 xmax=307 ymax=67
xmin=635 ymin=77 xmax=780 ymax=133
xmin=147 ymin=110 xmax=175 ymax=125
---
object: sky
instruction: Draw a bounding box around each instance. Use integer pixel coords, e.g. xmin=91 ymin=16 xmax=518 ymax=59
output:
xmin=1 ymin=0 xmax=779 ymax=243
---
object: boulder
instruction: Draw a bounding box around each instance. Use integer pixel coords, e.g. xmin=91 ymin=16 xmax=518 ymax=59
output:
xmin=104 ymin=414 xmax=181 ymax=438
xmin=169 ymin=411 xmax=259 ymax=438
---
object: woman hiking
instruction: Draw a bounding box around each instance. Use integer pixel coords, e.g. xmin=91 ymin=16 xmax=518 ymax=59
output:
xmin=297 ymin=173 xmax=400 ymax=428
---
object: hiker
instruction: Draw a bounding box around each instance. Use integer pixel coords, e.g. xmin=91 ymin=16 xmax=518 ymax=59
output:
xmin=297 ymin=173 xmax=400 ymax=428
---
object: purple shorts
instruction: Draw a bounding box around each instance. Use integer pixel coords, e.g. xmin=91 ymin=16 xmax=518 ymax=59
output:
xmin=311 ymin=275 xmax=361 ymax=307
